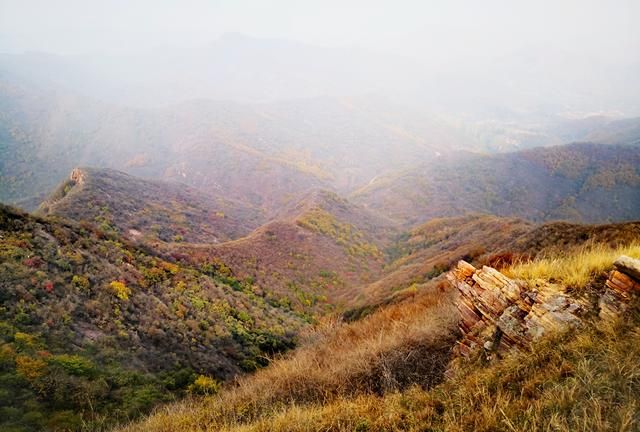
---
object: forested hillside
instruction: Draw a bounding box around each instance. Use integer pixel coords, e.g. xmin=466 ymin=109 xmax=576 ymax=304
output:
xmin=0 ymin=205 xmax=306 ymax=431
xmin=353 ymin=143 xmax=640 ymax=225
xmin=38 ymin=167 xmax=265 ymax=243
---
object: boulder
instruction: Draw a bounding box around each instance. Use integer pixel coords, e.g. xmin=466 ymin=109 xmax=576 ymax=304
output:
xmin=613 ymin=255 xmax=640 ymax=284
xmin=448 ymin=256 xmax=640 ymax=356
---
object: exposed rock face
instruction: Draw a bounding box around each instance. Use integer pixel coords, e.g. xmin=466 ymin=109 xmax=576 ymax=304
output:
xmin=614 ymin=255 xmax=640 ymax=282
xmin=449 ymin=255 xmax=640 ymax=358
xmin=447 ymin=261 xmax=583 ymax=358
xmin=599 ymin=255 xmax=640 ymax=320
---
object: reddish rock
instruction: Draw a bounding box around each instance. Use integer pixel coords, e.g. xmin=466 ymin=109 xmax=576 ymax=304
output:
xmin=614 ymin=255 xmax=640 ymax=282
xmin=449 ymin=256 xmax=640 ymax=356
xmin=600 ymin=256 xmax=640 ymax=320
xmin=448 ymin=260 xmax=583 ymax=358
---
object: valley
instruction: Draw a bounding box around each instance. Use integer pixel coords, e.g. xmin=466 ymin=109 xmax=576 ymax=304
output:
xmin=1 ymin=147 xmax=640 ymax=430
xmin=1 ymin=5 xmax=640 ymax=430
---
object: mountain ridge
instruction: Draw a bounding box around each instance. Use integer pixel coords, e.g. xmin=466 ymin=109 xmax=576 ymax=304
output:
xmin=37 ymin=167 xmax=265 ymax=243
xmin=353 ymin=142 xmax=640 ymax=225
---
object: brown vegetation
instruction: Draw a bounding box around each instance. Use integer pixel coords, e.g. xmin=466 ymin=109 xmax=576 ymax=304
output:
xmin=118 ymin=286 xmax=458 ymax=432
xmin=120 ymin=250 xmax=640 ymax=432
xmin=37 ymin=167 xmax=265 ymax=243
xmin=352 ymin=143 xmax=640 ymax=225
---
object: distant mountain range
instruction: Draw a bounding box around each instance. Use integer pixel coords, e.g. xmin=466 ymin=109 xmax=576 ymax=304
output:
xmin=2 ymin=34 xmax=639 ymax=115
xmin=352 ymin=143 xmax=640 ymax=225
xmin=2 ymin=67 xmax=640 ymax=216
xmin=0 ymin=75 xmax=468 ymax=210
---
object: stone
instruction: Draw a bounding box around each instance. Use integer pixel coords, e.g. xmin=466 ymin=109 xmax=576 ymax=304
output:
xmin=450 ymin=256 xmax=640 ymax=358
xmin=70 ymin=167 xmax=87 ymax=185
xmin=614 ymin=255 xmax=640 ymax=282
xmin=448 ymin=260 xmax=583 ymax=358
xmin=599 ymin=256 xmax=640 ymax=320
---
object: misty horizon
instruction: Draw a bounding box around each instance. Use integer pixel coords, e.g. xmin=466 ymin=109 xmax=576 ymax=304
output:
xmin=1 ymin=1 xmax=638 ymax=114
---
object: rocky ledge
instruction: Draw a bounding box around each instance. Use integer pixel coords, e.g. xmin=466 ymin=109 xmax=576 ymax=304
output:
xmin=447 ymin=255 xmax=640 ymax=358
xmin=599 ymin=255 xmax=640 ymax=320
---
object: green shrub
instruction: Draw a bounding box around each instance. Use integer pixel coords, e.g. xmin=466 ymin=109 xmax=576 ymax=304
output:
xmin=188 ymin=375 xmax=220 ymax=395
xmin=48 ymin=354 xmax=95 ymax=377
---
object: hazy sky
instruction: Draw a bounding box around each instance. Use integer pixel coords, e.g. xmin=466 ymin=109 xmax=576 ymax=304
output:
xmin=1 ymin=0 xmax=638 ymax=63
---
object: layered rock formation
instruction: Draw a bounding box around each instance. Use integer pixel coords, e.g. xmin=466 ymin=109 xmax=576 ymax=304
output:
xmin=599 ymin=255 xmax=640 ymax=320
xmin=449 ymin=255 xmax=640 ymax=358
xmin=448 ymin=261 xmax=583 ymax=358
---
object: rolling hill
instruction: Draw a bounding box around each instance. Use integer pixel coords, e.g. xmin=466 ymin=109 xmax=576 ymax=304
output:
xmin=0 ymin=74 xmax=465 ymax=212
xmin=166 ymin=190 xmax=399 ymax=314
xmin=352 ymin=215 xmax=533 ymax=306
xmin=118 ymin=219 xmax=640 ymax=432
xmin=37 ymin=167 xmax=264 ymax=243
xmin=348 ymin=214 xmax=640 ymax=318
xmin=3 ymin=164 xmax=640 ymax=431
xmin=353 ymin=143 xmax=640 ymax=225
xmin=35 ymin=170 xmax=401 ymax=315
xmin=3 ymin=61 xmax=640 ymax=217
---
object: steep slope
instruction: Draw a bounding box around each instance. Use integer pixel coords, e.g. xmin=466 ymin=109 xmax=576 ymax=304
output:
xmin=37 ymin=167 xmax=264 ymax=243
xmin=0 ymin=204 xmax=306 ymax=431
xmin=353 ymin=215 xmax=533 ymax=306
xmin=506 ymin=219 xmax=640 ymax=257
xmin=353 ymin=143 xmax=640 ymax=225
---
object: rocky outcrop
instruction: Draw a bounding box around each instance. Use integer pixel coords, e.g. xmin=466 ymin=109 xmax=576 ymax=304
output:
xmin=449 ymin=255 xmax=640 ymax=358
xmin=599 ymin=255 xmax=640 ymax=320
xmin=614 ymin=255 xmax=640 ymax=281
xmin=447 ymin=261 xmax=583 ymax=358
xmin=70 ymin=167 xmax=87 ymax=185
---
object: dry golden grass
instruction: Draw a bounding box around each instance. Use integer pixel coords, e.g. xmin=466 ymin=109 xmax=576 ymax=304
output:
xmin=118 ymin=286 xmax=457 ymax=432
xmin=119 ymin=243 xmax=640 ymax=432
xmin=505 ymin=242 xmax=640 ymax=288
xmin=120 ymin=304 xmax=640 ymax=432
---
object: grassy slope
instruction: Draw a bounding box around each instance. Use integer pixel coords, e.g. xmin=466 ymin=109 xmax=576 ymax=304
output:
xmin=118 ymin=286 xmax=458 ymax=432
xmin=205 ymin=313 xmax=640 ymax=432
xmin=355 ymin=215 xmax=532 ymax=304
xmin=120 ymin=224 xmax=640 ymax=432
xmin=346 ymin=217 xmax=640 ymax=319
xmin=507 ymin=242 xmax=640 ymax=287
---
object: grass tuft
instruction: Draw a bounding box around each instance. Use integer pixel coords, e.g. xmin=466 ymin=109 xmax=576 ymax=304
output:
xmin=504 ymin=242 xmax=640 ymax=288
